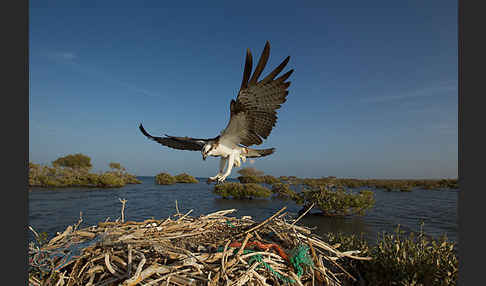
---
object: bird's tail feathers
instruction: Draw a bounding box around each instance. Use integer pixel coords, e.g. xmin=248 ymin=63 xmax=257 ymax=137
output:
xmin=245 ymin=147 xmax=275 ymax=158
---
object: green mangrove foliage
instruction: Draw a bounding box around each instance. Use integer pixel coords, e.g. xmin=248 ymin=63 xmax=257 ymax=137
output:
xmin=236 ymin=167 xmax=280 ymax=184
xmin=213 ymin=182 xmax=272 ymax=199
xmin=29 ymin=156 xmax=141 ymax=188
xmin=270 ymin=183 xmax=299 ymax=200
xmin=109 ymin=162 xmax=123 ymax=170
xmin=214 ymin=175 xmax=375 ymax=217
xmin=107 ymin=162 xmax=141 ymax=184
xmin=155 ymin=172 xmax=199 ymax=184
xmin=323 ymin=226 xmax=458 ymax=286
xmin=278 ymin=176 xmax=305 ymax=186
xmin=338 ymin=178 xmax=459 ymax=190
xmin=262 ymin=175 xmax=280 ymax=184
xmin=393 ymin=179 xmax=455 ymax=190
xmin=97 ymin=172 xmax=125 ymax=188
xmin=155 ymin=172 xmax=177 ymax=185
xmin=237 ymin=175 xmax=280 ymax=184
xmin=278 ymin=176 xmax=289 ymax=182
xmin=276 ymin=176 xmax=458 ymax=191
xmin=174 ymin=173 xmax=199 ymax=183
xmin=295 ymin=186 xmax=375 ymax=216
xmin=237 ymin=167 xmax=264 ymax=177
xmin=237 ymin=175 xmax=263 ymax=183
xmin=52 ymin=153 xmax=93 ymax=170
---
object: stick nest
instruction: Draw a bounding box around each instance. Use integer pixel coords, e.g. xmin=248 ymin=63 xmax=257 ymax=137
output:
xmin=29 ymin=206 xmax=371 ymax=286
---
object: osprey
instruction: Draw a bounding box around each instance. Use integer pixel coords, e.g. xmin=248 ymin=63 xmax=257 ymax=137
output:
xmin=139 ymin=41 xmax=293 ymax=183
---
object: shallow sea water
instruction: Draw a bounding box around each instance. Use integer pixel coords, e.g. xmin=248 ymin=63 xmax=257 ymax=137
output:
xmin=28 ymin=176 xmax=458 ymax=245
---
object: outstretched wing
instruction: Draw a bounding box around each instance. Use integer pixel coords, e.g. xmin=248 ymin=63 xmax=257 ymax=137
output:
xmin=220 ymin=41 xmax=293 ymax=147
xmin=139 ymin=124 xmax=215 ymax=151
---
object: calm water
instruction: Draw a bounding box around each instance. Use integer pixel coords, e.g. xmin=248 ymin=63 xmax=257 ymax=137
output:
xmin=28 ymin=177 xmax=458 ymax=245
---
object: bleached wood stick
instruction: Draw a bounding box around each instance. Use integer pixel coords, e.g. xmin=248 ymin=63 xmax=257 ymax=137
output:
xmin=119 ymin=198 xmax=127 ymax=223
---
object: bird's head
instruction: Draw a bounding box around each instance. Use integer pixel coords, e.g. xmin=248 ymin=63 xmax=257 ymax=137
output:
xmin=202 ymin=143 xmax=215 ymax=160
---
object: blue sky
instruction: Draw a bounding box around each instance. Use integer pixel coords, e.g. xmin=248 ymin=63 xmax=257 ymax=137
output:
xmin=29 ymin=1 xmax=458 ymax=179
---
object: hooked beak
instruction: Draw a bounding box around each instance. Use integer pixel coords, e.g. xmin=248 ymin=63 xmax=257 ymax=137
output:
xmin=202 ymin=154 xmax=207 ymax=160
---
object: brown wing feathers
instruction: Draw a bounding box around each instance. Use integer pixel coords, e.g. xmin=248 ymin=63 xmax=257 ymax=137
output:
xmin=261 ymin=56 xmax=290 ymax=84
xmin=239 ymin=49 xmax=253 ymax=91
xmin=233 ymin=41 xmax=293 ymax=146
xmin=139 ymin=124 xmax=208 ymax=151
xmin=248 ymin=42 xmax=270 ymax=85
xmin=140 ymin=42 xmax=292 ymax=152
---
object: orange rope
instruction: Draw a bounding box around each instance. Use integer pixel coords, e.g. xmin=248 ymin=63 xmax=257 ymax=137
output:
xmin=229 ymin=240 xmax=289 ymax=262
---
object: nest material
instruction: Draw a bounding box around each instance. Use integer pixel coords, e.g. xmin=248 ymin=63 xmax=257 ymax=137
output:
xmin=29 ymin=204 xmax=371 ymax=286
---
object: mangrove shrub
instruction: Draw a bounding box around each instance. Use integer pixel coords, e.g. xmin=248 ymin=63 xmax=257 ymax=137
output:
xmin=277 ymin=177 xmax=459 ymax=191
xmin=237 ymin=167 xmax=264 ymax=177
xmin=29 ymin=160 xmax=141 ymax=188
xmin=237 ymin=175 xmax=280 ymax=184
xmin=271 ymin=183 xmax=299 ymax=200
xmin=213 ymin=182 xmax=272 ymax=199
xmin=323 ymin=226 xmax=458 ymax=286
xmin=98 ymin=172 xmax=125 ymax=188
xmin=365 ymin=228 xmax=457 ymax=285
xmin=262 ymin=175 xmax=280 ymax=184
xmin=295 ymin=186 xmax=375 ymax=216
xmin=52 ymin=153 xmax=92 ymax=170
xmin=109 ymin=162 xmax=124 ymax=171
xmin=237 ymin=175 xmax=263 ymax=184
xmin=155 ymin=172 xmax=176 ymax=185
xmin=174 ymin=173 xmax=199 ymax=183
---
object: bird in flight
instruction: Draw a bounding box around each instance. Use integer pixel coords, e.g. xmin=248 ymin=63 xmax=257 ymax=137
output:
xmin=139 ymin=41 xmax=293 ymax=183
